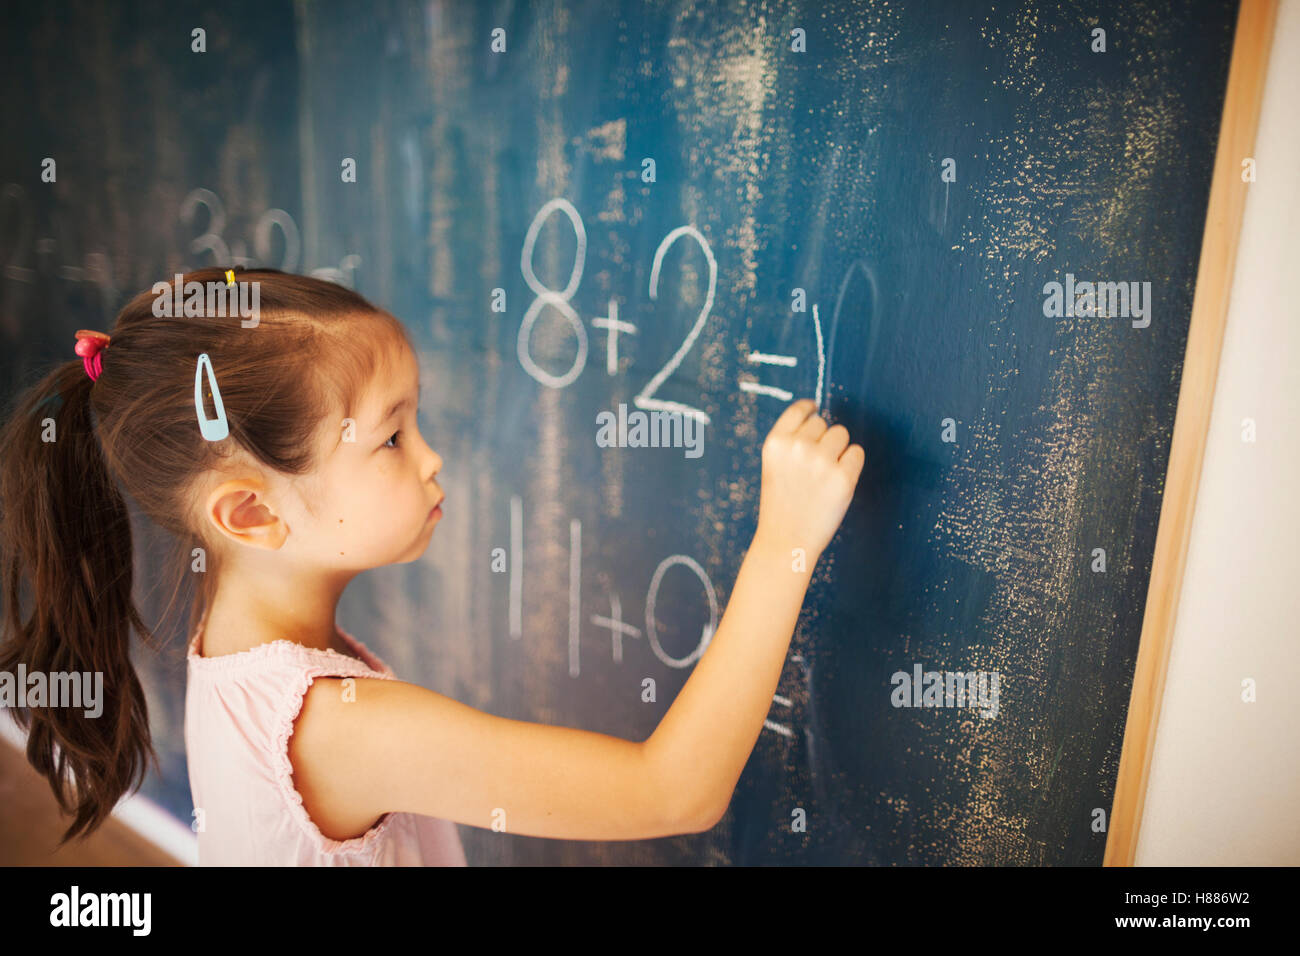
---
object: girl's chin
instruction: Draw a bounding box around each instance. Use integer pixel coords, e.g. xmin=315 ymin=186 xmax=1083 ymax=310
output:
xmin=398 ymin=528 xmax=437 ymax=562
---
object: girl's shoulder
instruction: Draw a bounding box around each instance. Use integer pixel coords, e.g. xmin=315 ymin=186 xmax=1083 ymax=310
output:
xmin=185 ymin=618 xmax=404 ymax=850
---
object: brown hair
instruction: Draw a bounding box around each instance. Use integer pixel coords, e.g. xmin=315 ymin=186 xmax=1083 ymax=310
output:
xmin=0 ymin=267 xmax=410 ymax=844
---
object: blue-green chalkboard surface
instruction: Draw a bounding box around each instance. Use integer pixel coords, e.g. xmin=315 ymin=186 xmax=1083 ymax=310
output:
xmin=0 ymin=0 xmax=1237 ymax=863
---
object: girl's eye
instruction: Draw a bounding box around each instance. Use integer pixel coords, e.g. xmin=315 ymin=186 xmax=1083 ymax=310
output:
xmin=383 ymin=430 xmax=401 ymax=450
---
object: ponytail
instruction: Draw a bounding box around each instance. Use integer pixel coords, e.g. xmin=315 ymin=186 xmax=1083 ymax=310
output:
xmin=0 ymin=360 xmax=157 ymax=845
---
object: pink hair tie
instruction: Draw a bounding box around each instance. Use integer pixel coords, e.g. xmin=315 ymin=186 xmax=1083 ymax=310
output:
xmin=74 ymin=329 xmax=111 ymax=382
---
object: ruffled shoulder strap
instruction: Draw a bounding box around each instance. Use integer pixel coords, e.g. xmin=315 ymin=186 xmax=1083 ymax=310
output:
xmin=269 ymin=649 xmax=399 ymax=856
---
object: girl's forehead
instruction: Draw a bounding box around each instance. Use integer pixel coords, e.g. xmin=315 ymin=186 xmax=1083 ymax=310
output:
xmin=331 ymin=345 xmax=418 ymax=438
xmin=312 ymin=325 xmax=416 ymax=453
xmin=367 ymin=343 xmax=419 ymax=401
xmin=376 ymin=338 xmax=418 ymax=377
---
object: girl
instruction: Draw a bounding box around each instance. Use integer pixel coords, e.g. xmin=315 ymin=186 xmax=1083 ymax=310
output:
xmin=0 ymin=267 xmax=864 ymax=865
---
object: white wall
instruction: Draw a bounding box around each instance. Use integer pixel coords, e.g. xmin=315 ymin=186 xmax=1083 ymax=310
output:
xmin=1135 ymin=0 xmax=1300 ymax=865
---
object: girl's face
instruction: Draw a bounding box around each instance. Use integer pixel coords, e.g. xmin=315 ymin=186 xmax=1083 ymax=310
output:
xmin=287 ymin=338 xmax=444 ymax=570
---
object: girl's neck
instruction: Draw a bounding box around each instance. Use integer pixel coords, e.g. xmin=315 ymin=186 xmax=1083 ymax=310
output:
xmin=199 ymin=610 xmax=341 ymax=657
xmin=202 ymin=567 xmax=353 ymax=657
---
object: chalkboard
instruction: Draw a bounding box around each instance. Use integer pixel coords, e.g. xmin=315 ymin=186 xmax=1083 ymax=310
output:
xmin=0 ymin=0 xmax=1241 ymax=865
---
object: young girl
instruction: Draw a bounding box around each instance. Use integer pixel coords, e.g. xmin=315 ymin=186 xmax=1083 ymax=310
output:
xmin=0 ymin=267 xmax=864 ymax=865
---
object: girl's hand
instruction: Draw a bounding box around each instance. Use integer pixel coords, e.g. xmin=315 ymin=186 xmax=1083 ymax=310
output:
xmin=754 ymin=399 xmax=865 ymax=563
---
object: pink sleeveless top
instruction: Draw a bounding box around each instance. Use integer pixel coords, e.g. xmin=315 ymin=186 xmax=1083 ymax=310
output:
xmin=184 ymin=616 xmax=467 ymax=866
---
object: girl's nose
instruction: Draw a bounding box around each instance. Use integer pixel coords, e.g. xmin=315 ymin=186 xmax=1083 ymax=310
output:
xmin=421 ymin=435 xmax=442 ymax=476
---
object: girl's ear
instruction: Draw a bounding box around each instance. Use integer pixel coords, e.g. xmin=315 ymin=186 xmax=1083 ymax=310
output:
xmin=204 ymin=480 xmax=290 ymax=551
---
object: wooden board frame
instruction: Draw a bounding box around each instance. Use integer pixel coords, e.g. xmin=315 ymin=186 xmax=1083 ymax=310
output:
xmin=1104 ymin=0 xmax=1278 ymax=866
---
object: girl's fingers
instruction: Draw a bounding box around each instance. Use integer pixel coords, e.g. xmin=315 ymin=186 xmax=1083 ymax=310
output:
xmin=820 ymin=423 xmax=850 ymax=458
xmin=796 ymin=413 xmax=828 ymax=443
xmin=770 ymin=398 xmax=818 ymax=436
xmin=840 ymin=444 xmax=866 ymax=481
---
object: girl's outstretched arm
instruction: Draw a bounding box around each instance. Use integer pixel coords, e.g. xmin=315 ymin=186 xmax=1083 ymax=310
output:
xmin=644 ymin=398 xmax=864 ymax=827
xmin=288 ymin=399 xmax=863 ymax=841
